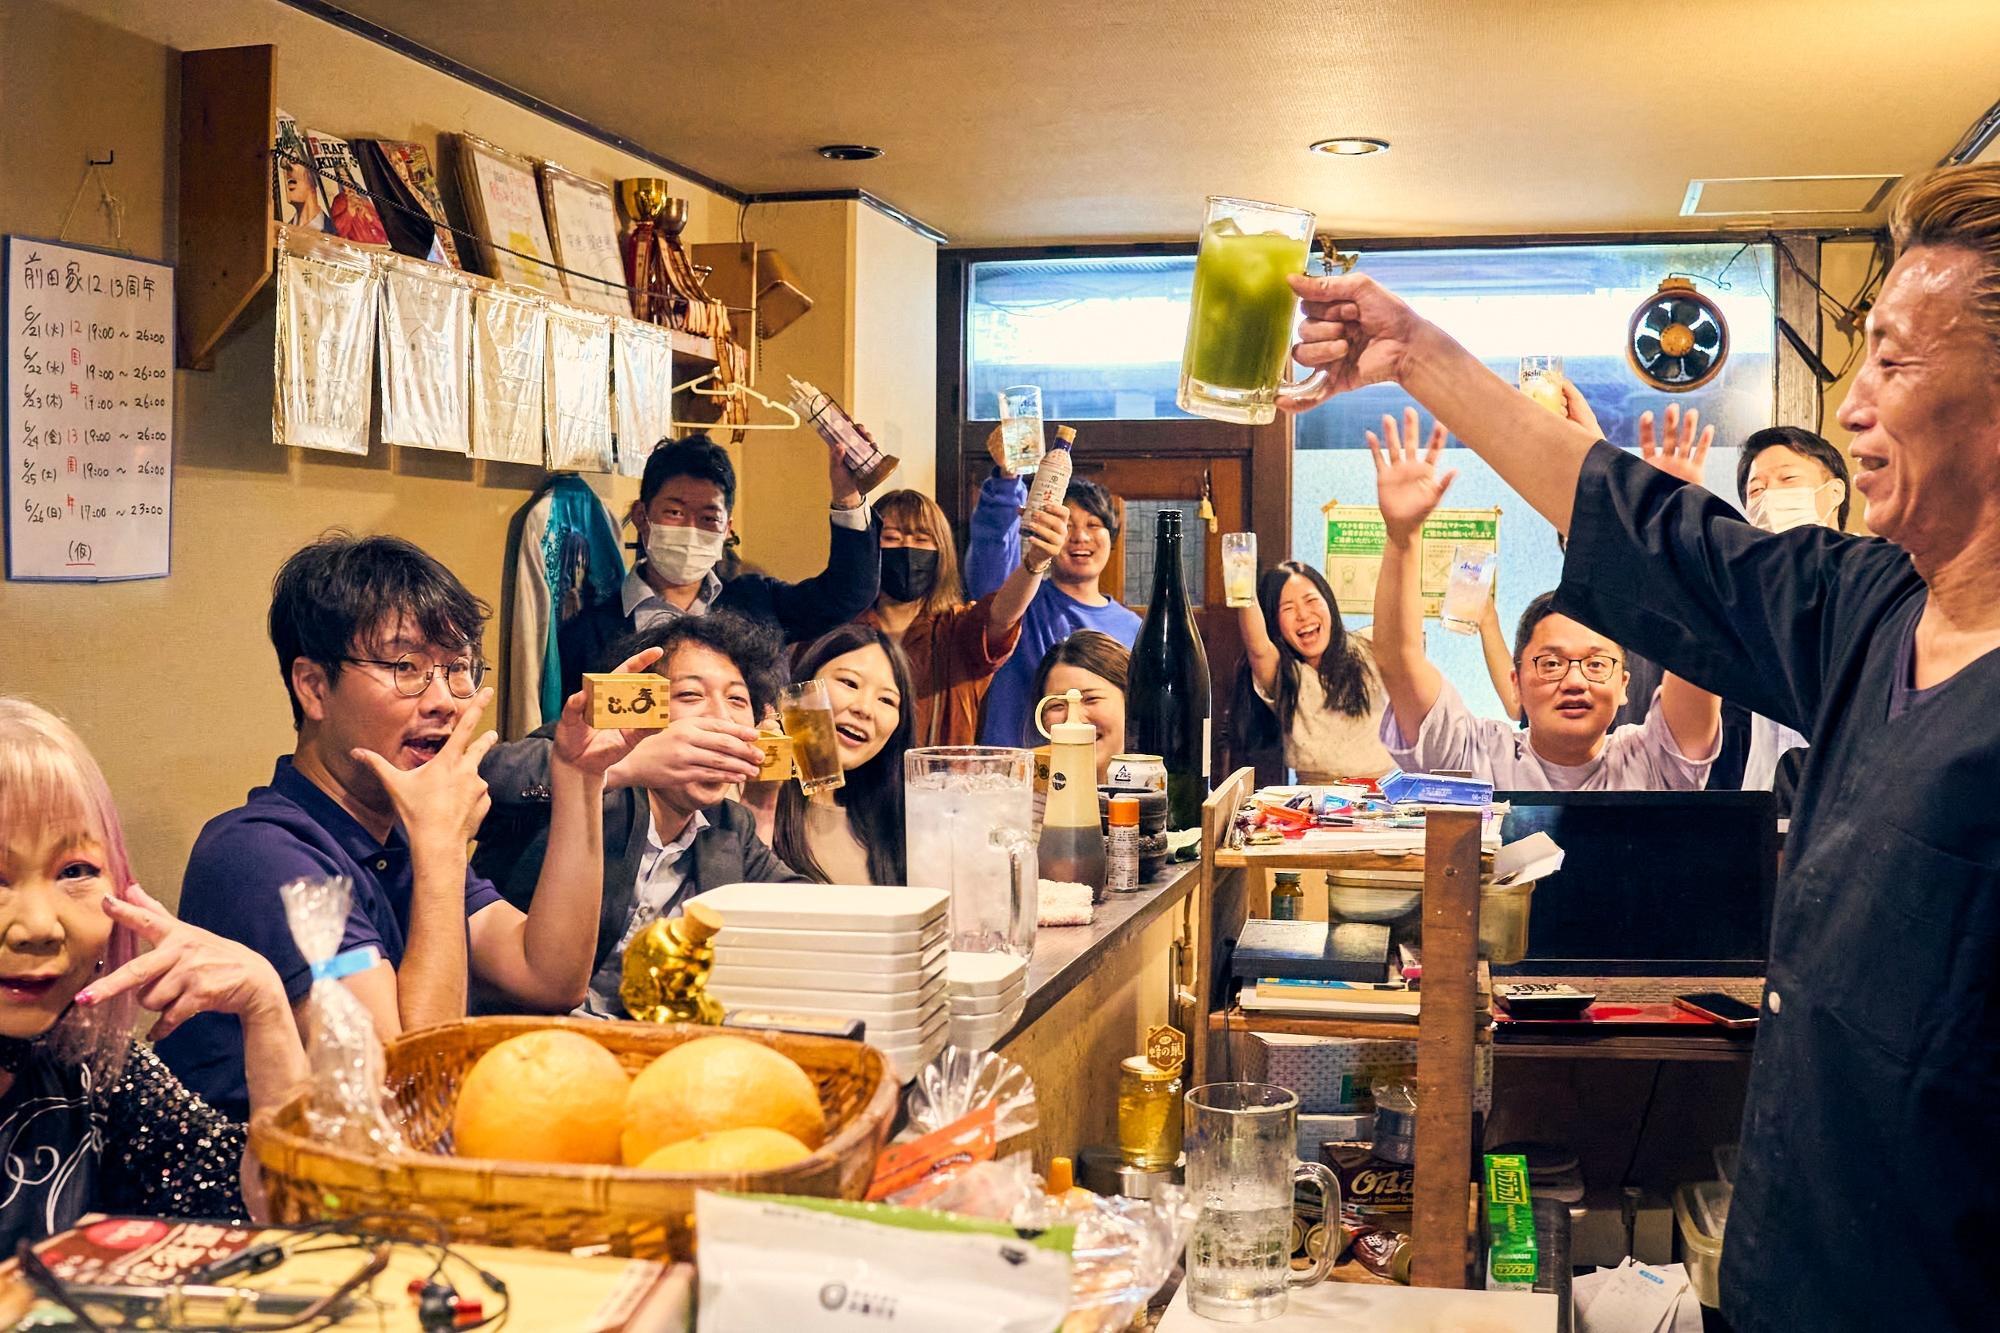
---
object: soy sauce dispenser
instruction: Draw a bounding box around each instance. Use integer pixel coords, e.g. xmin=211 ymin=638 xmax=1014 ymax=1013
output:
xmin=1036 ymin=688 xmax=1108 ymax=899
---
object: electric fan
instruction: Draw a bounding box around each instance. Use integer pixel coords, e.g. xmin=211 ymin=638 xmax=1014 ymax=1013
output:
xmin=1627 ymin=278 xmax=1729 ymax=391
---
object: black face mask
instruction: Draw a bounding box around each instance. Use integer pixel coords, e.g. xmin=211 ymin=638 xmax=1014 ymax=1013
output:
xmin=880 ymin=547 xmax=940 ymax=604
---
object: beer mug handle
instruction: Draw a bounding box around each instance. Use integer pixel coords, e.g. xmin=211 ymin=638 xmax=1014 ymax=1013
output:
xmin=1289 ymin=1160 xmax=1341 ymax=1289
xmin=989 ymin=828 xmax=1037 ymax=957
xmin=1274 ymin=365 xmax=1331 ymax=410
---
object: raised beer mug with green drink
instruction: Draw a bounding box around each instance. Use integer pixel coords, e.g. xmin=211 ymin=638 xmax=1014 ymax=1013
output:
xmin=1178 ymin=197 xmax=1329 ymax=425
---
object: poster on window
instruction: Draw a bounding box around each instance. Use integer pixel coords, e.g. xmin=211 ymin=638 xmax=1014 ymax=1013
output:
xmin=544 ymin=303 xmax=612 ymax=472
xmin=1322 ymin=503 xmax=1501 ymax=618
xmin=612 ymin=317 xmax=672 ymax=478
xmin=470 ymin=285 xmax=546 ymax=464
xmin=377 ymin=254 xmax=471 ymax=453
xmin=274 ymin=227 xmax=378 ymax=455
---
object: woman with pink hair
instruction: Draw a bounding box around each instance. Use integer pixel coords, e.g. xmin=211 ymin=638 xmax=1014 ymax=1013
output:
xmin=0 ymin=698 xmax=307 ymax=1251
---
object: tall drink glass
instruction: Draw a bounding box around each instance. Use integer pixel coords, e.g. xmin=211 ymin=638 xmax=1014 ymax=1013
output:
xmin=1439 ymin=544 xmax=1497 ymax=636
xmin=1519 ymin=354 xmax=1566 ymax=414
xmin=1178 ymin=197 xmax=1330 ymax=425
xmin=779 ymin=680 xmax=845 ymax=796
xmin=997 ymin=385 xmax=1046 ymax=473
xmin=1184 ymin=1083 xmax=1340 ymax=1322
xmin=904 ymin=747 xmax=1037 ymax=957
xmin=1222 ymin=532 xmax=1258 ymax=608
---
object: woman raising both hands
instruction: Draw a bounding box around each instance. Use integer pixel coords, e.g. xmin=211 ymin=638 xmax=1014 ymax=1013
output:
xmin=0 ymin=699 xmax=308 ymax=1253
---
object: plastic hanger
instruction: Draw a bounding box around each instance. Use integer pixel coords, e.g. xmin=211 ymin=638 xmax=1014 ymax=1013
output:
xmin=669 ymin=368 xmax=801 ymax=432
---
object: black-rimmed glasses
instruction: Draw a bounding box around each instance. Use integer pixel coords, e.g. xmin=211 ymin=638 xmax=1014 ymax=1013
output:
xmin=1524 ymin=652 xmax=1623 ymax=684
xmin=342 ymin=652 xmax=484 ymax=699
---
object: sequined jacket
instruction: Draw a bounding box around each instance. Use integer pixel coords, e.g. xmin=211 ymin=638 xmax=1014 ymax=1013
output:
xmin=0 ymin=1041 xmax=246 ymax=1252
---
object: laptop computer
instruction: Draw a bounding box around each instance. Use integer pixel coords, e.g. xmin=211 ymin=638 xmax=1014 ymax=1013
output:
xmin=1492 ymin=790 xmax=1778 ymax=1028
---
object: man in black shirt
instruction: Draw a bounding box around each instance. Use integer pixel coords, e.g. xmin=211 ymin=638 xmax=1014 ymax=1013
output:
xmin=1284 ymin=164 xmax=2000 ymax=1332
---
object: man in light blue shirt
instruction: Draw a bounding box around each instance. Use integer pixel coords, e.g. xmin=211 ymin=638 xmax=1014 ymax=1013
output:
xmin=966 ymin=432 xmax=1141 ymax=747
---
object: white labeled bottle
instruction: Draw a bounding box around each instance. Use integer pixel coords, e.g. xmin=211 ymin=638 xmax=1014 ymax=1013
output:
xmin=1036 ymin=687 xmax=1108 ymax=898
xmin=1023 ymin=426 xmax=1077 ymax=515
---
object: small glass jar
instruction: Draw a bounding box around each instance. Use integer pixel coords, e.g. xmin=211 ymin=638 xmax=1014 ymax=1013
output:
xmin=1117 ymin=1056 xmax=1183 ymax=1169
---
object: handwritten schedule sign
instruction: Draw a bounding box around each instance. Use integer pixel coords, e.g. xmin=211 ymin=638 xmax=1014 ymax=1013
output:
xmin=4 ymin=237 xmax=174 ymax=581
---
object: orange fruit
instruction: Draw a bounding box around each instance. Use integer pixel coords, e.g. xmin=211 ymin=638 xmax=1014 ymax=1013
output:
xmin=638 ymin=1127 xmax=813 ymax=1174
xmin=621 ymin=1036 xmax=824 ymax=1166
xmin=453 ymin=1029 xmax=629 ymax=1165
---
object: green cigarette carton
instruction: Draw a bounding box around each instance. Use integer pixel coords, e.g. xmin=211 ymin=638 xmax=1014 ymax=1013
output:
xmin=1484 ymin=1152 xmax=1539 ymax=1292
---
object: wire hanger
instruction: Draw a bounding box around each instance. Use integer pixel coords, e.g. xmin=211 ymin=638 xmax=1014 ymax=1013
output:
xmin=669 ymin=368 xmax=801 ymax=431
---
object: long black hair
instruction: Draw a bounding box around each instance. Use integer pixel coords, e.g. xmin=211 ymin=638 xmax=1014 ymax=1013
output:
xmin=1256 ymin=560 xmax=1374 ymax=731
xmin=773 ymin=623 xmax=916 ymax=885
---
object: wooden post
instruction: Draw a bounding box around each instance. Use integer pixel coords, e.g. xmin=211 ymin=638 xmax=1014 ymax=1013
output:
xmin=1188 ymin=768 xmax=1254 ymax=1088
xmin=1411 ymin=806 xmax=1481 ymax=1289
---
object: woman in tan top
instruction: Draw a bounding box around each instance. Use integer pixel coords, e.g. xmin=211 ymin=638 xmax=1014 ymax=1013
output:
xmin=1237 ymin=559 xmax=1394 ymax=782
xmin=860 ymin=489 xmax=1065 ymax=747
xmin=772 ymin=624 xmax=916 ymax=884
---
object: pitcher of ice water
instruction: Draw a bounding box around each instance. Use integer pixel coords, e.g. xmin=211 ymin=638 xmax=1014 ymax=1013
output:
xmin=904 ymin=747 xmax=1038 ymax=958
xmin=1185 ymin=1083 xmax=1340 ymax=1322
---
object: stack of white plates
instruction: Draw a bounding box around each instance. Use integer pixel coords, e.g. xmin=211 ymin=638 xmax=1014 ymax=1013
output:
xmin=946 ymin=951 xmax=1028 ymax=1051
xmin=690 ymin=883 xmax=950 ymax=1081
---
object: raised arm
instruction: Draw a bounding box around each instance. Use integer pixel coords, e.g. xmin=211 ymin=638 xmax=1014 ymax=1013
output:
xmin=964 ymin=428 xmax=1027 ymax=599
xmin=1478 ymin=590 xmax=1522 ymax=723
xmin=984 ymin=501 xmax=1066 ymax=654
xmin=1289 ymin=274 xmax=1600 ymax=531
xmin=1238 ymin=599 xmax=1282 ymax=696
xmin=1658 ymin=671 xmax=1723 ymax=761
xmin=1370 ymin=409 xmax=1457 ymax=738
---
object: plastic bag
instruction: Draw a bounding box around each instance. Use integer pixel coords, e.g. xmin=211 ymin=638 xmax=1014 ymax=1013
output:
xmin=278 ymin=876 xmax=406 ymax=1153
xmin=905 ymin=1047 xmax=1038 ymax=1141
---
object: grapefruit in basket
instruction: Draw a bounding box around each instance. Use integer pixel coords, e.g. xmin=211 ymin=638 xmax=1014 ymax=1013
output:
xmin=638 ymin=1126 xmax=813 ymax=1173
xmin=453 ymin=1029 xmax=629 ymax=1165
xmin=622 ymin=1036 xmax=825 ymax=1166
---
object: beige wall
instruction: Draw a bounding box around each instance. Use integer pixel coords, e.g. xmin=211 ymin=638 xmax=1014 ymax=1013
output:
xmin=0 ymin=0 xmax=745 ymax=907
xmin=851 ymin=203 xmax=938 ymax=499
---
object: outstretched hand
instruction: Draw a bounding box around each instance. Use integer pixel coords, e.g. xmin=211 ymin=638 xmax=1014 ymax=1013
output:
xmin=79 ymin=885 xmax=290 ymax=1040
xmin=1638 ymin=403 xmax=1714 ymax=487
xmin=1283 ymin=273 xmax=1427 ymax=412
xmin=1369 ymin=408 xmax=1458 ymax=542
xmin=553 ymin=645 xmax=667 ymax=777
xmin=351 ymin=686 xmax=496 ymax=855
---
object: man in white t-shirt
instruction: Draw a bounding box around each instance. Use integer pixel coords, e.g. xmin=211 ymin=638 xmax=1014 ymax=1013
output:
xmin=1367 ymin=409 xmax=1722 ymax=790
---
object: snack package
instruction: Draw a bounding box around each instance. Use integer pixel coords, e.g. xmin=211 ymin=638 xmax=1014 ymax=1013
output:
xmin=278 ymin=876 xmax=406 ymax=1153
xmin=695 ymin=1192 xmax=1071 ymax=1333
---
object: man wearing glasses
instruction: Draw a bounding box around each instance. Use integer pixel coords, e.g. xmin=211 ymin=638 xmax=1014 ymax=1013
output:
xmin=1368 ymin=409 xmax=1721 ymax=789
xmin=160 ymin=534 xmax=647 ymax=1119
xmin=556 ymin=434 xmax=880 ymax=699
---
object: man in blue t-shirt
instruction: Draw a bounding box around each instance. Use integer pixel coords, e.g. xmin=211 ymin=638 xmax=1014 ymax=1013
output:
xmin=159 ymin=534 xmax=644 ymax=1119
xmin=967 ymin=430 xmax=1142 ymax=747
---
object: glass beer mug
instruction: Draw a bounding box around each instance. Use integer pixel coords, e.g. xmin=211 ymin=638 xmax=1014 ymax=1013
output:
xmin=1178 ymin=196 xmax=1331 ymax=425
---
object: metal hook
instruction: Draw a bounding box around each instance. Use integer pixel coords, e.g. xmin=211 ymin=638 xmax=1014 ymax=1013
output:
xmin=87 ymin=150 xmax=114 ymax=167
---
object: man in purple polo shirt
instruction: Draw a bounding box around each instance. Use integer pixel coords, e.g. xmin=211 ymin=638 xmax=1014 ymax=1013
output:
xmin=160 ymin=534 xmax=645 ymax=1119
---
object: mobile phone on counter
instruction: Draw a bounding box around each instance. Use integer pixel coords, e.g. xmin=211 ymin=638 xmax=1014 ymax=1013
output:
xmin=1673 ymin=992 xmax=1760 ymax=1029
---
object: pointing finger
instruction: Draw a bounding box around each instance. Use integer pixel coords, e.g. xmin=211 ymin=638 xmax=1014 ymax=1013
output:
xmin=441 ymin=688 xmax=494 ymax=757
xmin=100 ymin=891 xmax=176 ymax=945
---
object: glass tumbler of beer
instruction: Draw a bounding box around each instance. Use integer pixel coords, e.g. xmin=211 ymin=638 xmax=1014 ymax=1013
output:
xmin=779 ymin=680 xmax=845 ymax=795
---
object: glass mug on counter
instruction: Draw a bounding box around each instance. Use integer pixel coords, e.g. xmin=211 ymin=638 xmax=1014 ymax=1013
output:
xmin=904 ymin=747 xmax=1038 ymax=958
xmin=1184 ymin=1082 xmax=1340 ymax=1321
xmin=778 ymin=679 xmax=845 ymax=795
xmin=1178 ymin=197 xmax=1330 ymax=425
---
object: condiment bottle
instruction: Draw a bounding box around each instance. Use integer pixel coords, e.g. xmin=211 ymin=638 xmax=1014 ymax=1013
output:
xmin=620 ymin=902 xmax=725 ymax=1024
xmin=1036 ymin=688 xmax=1108 ymax=897
xmin=1023 ymin=426 xmax=1077 ymax=515
xmin=1270 ymin=870 xmax=1304 ymax=921
xmin=1106 ymin=796 xmax=1140 ymax=894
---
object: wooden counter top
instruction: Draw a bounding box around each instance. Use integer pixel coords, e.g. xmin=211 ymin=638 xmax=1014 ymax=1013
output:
xmin=1005 ymin=861 xmax=1202 ymax=1041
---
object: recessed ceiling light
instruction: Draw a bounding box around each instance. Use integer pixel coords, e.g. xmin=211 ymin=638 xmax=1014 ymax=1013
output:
xmin=1309 ymin=137 xmax=1390 ymax=156
xmin=816 ymin=144 xmax=884 ymax=162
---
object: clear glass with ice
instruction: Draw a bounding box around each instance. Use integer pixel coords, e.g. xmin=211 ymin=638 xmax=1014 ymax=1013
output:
xmin=904 ymin=747 xmax=1037 ymax=957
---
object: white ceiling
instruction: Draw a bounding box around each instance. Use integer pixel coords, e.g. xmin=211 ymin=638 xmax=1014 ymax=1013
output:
xmin=322 ymin=0 xmax=2000 ymax=246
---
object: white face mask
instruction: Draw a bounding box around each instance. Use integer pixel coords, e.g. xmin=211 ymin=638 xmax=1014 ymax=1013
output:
xmin=1748 ymin=480 xmax=1843 ymax=534
xmin=643 ymin=523 xmax=727 ymax=586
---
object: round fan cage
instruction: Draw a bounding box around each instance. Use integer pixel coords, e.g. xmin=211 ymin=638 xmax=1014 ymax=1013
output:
xmin=1627 ymin=278 xmax=1729 ymax=392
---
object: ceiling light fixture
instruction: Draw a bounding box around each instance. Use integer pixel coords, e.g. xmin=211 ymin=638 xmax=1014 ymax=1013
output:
xmin=816 ymin=144 xmax=884 ymax=162
xmin=1309 ymin=137 xmax=1390 ymax=157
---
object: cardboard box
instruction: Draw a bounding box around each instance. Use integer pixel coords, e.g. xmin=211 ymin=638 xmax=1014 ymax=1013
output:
xmin=1249 ymin=1033 xmax=1493 ymax=1115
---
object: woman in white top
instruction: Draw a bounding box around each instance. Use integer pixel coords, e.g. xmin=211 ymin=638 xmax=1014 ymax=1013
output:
xmin=1237 ymin=559 xmax=1394 ymax=781
xmin=772 ymin=623 xmax=916 ymax=885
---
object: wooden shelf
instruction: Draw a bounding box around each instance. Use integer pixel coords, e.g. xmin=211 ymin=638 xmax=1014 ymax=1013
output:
xmin=1495 ymin=1030 xmax=1754 ymax=1063
xmin=1210 ymin=1006 xmax=1490 ymax=1044
xmin=1214 ymin=843 xmax=1495 ymax=872
xmin=177 ymin=45 xmax=276 ymax=369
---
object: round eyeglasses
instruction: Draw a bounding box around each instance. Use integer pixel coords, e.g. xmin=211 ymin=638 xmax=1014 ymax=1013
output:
xmin=344 ymin=652 xmax=485 ymax=698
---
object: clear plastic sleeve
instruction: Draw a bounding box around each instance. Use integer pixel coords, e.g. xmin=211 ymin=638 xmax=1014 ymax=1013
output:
xmin=376 ymin=253 xmax=472 ymax=453
xmin=544 ymin=302 xmax=614 ymax=471
xmin=612 ymin=317 xmax=673 ymax=478
xmin=273 ymin=226 xmax=378 ymax=455
xmin=278 ymin=875 xmax=407 ymax=1154
xmin=470 ymin=285 xmax=547 ymax=464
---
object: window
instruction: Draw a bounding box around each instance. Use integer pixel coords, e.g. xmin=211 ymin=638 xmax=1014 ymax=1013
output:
xmin=967 ymin=256 xmax=1197 ymax=420
xmin=1290 ymin=241 xmax=1777 ymax=720
xmin=1120 ymin=498 xmax=1206 ymax=608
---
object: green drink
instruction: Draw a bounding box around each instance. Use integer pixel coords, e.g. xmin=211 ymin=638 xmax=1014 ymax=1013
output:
xmin=1177 ymin=197 xmax=1327 ymax=425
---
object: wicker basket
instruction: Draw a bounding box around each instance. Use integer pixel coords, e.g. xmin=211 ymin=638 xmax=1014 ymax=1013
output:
xmin=248 ymin=1016 xmax=897 ymax=1259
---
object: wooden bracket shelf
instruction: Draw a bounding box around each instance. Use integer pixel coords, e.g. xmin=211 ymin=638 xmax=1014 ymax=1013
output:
xmin=1209 ymin=1007 xmax=1491 ymax=1044
xmin=174 ymin=44 xmax=744 ymax=388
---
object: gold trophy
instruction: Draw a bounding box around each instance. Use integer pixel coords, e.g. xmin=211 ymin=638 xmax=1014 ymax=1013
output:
xmin=618 ymin=178 xmax=681 ymax=325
